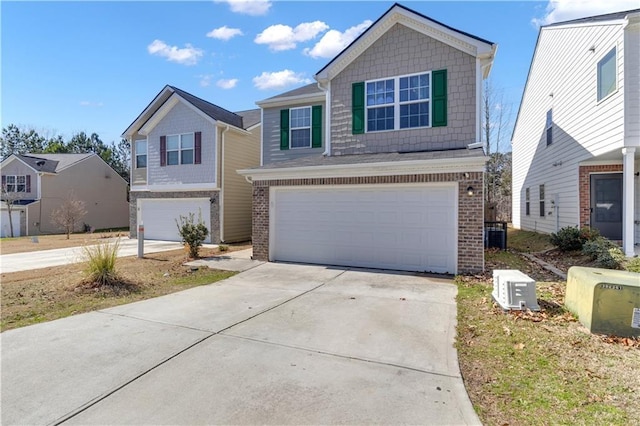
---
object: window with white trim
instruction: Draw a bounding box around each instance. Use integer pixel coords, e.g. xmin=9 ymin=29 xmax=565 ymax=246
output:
xmin=290 ymin=107 xmax=311 ymax=149
xmin=597 ymin=47 xmax=616 ymax=101
xmin=525 ymin=187 xmax=530 ymax=216
xmin=135 ymin=139 xmax=147 ymax=168
xmin=366 ymin=72 xmax=430 ymax=132
xmin=3 ymin=175 xmax=27 ymax=192
xmin=167 ymin=133 xmax=194 ymax=166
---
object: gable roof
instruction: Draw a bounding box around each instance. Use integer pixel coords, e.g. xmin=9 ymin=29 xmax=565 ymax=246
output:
xmin=543 ymin=8 xmax=640 ymax=28
xmin=2 ymin=153 xmax=95 ymax=174
xmin=122 ymin=85 xmax=256 ymax=138
xmin=315 ymin=3 xmax=496 ymax=82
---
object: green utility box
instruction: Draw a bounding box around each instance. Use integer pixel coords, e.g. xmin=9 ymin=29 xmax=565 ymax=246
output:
xmin=566 ymin=267 xmax=640 ymax=338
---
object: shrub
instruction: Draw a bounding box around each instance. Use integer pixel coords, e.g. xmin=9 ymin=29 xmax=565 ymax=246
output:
xmin=82 ymin=239 xmax=120 ymax=286
xmin=582 ymin=236 xmax=624 ymax=269
xmin=550 ymin=226 xmax=583 ymax=251
xmin=176 ymin=212 xmax=209 ymax=258
xmin=219 ymin=244 xmax=229 ymax=252
xmin=624 ymin=257 xmax=640 ymax=273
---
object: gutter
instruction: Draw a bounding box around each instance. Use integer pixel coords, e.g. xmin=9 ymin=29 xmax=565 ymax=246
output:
xmin=317 ymin=80 xmax=331 ymax=156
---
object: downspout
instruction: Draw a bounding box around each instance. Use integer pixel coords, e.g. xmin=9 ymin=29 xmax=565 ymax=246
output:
xmin=318 ymin=80 xmax=331 ymax=156
xmin=219 ymin=124 xmax=230 ymax=243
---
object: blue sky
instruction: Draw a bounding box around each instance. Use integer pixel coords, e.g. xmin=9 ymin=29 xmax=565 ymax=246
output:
xmin=2 ymin=0 xmax=638 ymax=148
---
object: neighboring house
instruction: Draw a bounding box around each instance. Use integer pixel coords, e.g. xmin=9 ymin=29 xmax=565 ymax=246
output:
xmin=0 ymin=153 xmax=129 ymax=237
xmin=512 ymin=9 xmax=640 ymax=257
xmin=239 ymin=3 xmax=497 ymax=274
xmin=122 ymin=85 xmax=261 ymax=244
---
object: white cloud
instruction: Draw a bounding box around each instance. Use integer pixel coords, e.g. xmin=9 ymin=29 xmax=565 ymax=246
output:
xmin=532 ymin=0 xmax=639 ymax=26
xmin=304 ymin=20 xmax=372 ymax=59
xmin=255 ymin=21 xmax=329 ymax=51
xmin=253 ymin=70 xmax=312 ymax=90
xmin=199 ymin=75 xmax=214 ymax=87
xmin=79 ymin=101 xmax=103 ymax=107
xmin=206 ymin=26 xmax=244 ymax=41
xmin=215 ymin=0 xmax=271 ymax=16
xmin=217 ymin=78 xmax=239 ymax=89
xmin=147 ymin=39 xmax=204 ymax=65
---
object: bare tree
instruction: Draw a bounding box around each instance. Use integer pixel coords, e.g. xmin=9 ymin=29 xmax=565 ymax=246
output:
xmin=1 ymin=183 xmax=19 ymax=238
xmin=51 ymin=192 xmax=87 ymax=239
xmin=482 ymin=79 xmax=513 ymax=222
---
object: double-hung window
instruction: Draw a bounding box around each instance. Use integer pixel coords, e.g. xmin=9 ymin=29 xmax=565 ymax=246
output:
xmin=3 ymin=175 xmax=26 ymax=192
xmin=539 ymin=184 xmax=545 ymax=217
xmin=366 ymin=72 xmax=430 ymax=132
xmin=353 ymin=69 xmax=447 ymax=134
xmin=135 ymin=139 xmax=147 ymax=168
xmin=597 ymin=47 xmax=616 ymax=101
xmin=290 ymin=107 xmax=311 ymax=149
xmin=166 ymin=133 xmax=194 ymax=165
xmin=525 ymin=187 xmax=530 ymax=216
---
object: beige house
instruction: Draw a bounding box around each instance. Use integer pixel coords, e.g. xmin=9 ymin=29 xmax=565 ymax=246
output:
xmin=122 ymin=85 xmax=261 ymax=244
xmin=1 ymin=153 xmax=129 ymax=237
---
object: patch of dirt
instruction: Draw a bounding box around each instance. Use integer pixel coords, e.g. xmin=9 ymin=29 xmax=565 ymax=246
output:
xmin=1 ymin=243 xmax=250 ymax=331
xmin=535 ymin=248 xmax=599 ymax=274
xmin=0 ymin=231 xmax=128 ymax=254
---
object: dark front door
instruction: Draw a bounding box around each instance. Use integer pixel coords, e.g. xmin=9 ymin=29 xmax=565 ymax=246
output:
xmin=590 ymin=173 xmax=622 ymax=240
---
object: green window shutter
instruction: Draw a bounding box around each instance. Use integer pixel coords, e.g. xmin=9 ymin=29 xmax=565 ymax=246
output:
xmin=432 ymin=69 xmax=447 ymax=127
xmin=352 ymin=82 xmax=365 ymax=134
xmin=311 ymin=105 xmax=322 ymax=148
xmin=280 ymin=109 xmax=289 ymax=150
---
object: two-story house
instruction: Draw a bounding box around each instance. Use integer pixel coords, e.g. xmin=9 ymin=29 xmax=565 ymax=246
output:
xmin=122 ymin=85 xmax=261 ymax=244
xmin=1 ymin=153 xmax=129 ymax=237
xmin=239 ymin=3 xmax=496 ymax=274
xmin=512 ymin=9 xmax=640 ymax=257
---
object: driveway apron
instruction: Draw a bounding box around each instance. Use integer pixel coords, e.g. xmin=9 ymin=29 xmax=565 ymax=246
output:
xmin=1 ymin=262 xmax=480 ymax=425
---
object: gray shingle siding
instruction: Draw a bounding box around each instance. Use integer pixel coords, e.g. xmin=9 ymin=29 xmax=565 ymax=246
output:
xmin=330 ymin=23 xmax=477 ymax=155
xmin=262 ymin=102 xmax=325 ymax=165
xmin=147 ymin=102 xmax=217 ymax=186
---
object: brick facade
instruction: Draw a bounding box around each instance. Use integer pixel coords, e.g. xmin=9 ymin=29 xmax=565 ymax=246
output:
xmin=578 ymin=164 xmax=622 ymax=227
xmin=129 ymin=191 xmax=221 ymax=243
xmin=251 ymin=172 xmax=484 ymax=274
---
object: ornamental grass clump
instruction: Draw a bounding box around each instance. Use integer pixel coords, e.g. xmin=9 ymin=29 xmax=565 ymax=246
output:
xmin=82 ymin=239 xmax=121 ymax=287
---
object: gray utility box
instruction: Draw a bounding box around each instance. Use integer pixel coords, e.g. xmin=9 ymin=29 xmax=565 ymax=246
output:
xmin=492 ymin=269 xmax=540 ymax=311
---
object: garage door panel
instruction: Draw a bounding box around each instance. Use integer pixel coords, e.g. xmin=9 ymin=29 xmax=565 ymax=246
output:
xmin=272 ymin=185 xmax=457 ymax=273
xmin=139 ymin=199 xmax=211 ymax=243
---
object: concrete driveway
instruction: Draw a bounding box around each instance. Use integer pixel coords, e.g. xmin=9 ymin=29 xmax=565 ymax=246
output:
xmin=1 ymin=262 xmax=479 ymax=425
xmin=0 ymin=239 xmax=189 ymax=273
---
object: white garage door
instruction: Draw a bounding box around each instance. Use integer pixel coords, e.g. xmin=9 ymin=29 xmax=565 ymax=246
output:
xmin=138 ymin=198 xmax=211 ymax=243
xmin=271 ymin=184 xmax=457 ymax=273
xmin=1 ymin=210 xmax=21 ymax=238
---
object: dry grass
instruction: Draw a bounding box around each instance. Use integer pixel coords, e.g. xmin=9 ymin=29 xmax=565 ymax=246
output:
xmin=0 ymin=243 xmax=250 ymax=331
xmin=456 ymin=234 xmax=640 ymax=425
xmin=0 ymin=231 xmax=128 ymax=254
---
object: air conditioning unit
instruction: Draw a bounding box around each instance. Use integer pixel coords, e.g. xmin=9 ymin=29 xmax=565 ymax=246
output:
xmin=492 ymin=269 xmax=540 ymax=311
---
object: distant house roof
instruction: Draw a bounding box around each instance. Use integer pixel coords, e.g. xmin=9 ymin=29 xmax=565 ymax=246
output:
xmin=21 ymin=153 xmax=93 ymax=172
xmin=14 ymin=154 xmax=59 ymax=173
xmin=122 ymin=85 xmax=259 ymax=138
xmin=257 ymin=83 xmax=323 ymax=105
xmin=235 ymin=108 xmax=262 ymax=129
xmin=543 ymin=8 xmax=640 ymax=28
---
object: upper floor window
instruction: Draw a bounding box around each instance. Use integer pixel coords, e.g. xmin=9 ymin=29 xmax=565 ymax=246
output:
xmin=2 ymin=175 xmax=29 ymax=193
xmin=366 ymin=72 xmax=430 ymax=132
xmin=290 ymin=107 xmax=312 ymax=148
xmin=597 ymin=47 xmax=616 ymax=101
xmin=135 ymin=139 xmax=147 ymax=168
xmin=546 ymin=109 xmax=553 ymax=146
xmin=160 ymin=132 xmax=201 ymax=166
xmin=279 ymin=106 xmax=322 ymax=150
xmin=352 ymin=69 xmax=446 ymax=135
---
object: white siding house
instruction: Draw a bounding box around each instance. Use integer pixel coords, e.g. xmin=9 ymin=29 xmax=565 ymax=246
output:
xmin=512 ymin=9 xmax=640 ymax=256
